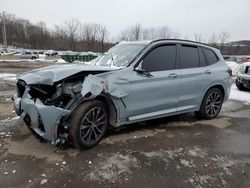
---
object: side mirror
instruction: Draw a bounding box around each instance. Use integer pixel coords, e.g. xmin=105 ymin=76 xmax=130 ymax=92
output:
xmin=134 ymin=61 xmax=153 ymax=77
xmin=134 ymin=62 xmax=144 ymax=72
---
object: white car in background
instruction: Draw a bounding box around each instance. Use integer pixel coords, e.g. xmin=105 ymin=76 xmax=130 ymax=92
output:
xmin=20 ymin=51 xmax=39 ymax=60
xmin=236 ymin=62 xmax=250 ymax=90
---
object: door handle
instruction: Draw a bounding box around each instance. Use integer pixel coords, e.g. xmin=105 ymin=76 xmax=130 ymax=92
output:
xmin=168 ymin=73 xmax=178 ymax=79
xmin=204 ymin=70 xmax=212 ymax=74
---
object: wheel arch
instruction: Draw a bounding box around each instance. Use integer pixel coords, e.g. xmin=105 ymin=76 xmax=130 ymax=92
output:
xmin=67 ymin=93 xmax=118 ymax=127
xmin=206 ymin=84 xmax=225 ymax=98
xmin=198 ymin=84 xmax=225 ymax=111
xmin=195 ymin=84 xmax=225 ymax=119
xmin=94 ymin=93 xmax=118 ymax=127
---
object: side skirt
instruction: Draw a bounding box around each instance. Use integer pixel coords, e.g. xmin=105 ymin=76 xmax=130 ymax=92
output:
xmin=126 ymin=105 xmax=195 ymax=124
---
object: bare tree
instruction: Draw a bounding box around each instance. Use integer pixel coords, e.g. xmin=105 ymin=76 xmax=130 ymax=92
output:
xmin=53 ymin=25 xmax=68 ymax=50
xmin=218 ymin=31 xmax=230 ymax=45
xmin=142 ymin=27 xmax=156 ymax=40
xmin=183 ymin=35 xmax=190 ymax=40
xmin=218 ymin=31 xmax=230 ymax=53
xmin=99 ymin=25 xmax=108 ymax=52
xmin=157 ymin=26 xmax=180 ymax=39
xmin=122 ymin=25 xmax=180 ymax=41
xmin=78 ymin=23 xmax=109 ymax=51
xmin=194 ymin=33 xmax=206 ymax=43
xmin=208 ymin=33 xmax=218 ymax=46
xmin=2 ymin=12 xmax=245 ymax=55
xmin=63 ymin=18 xmax=80 ymax=50
xmin=120 ymin=24 xmax=142 ymax=41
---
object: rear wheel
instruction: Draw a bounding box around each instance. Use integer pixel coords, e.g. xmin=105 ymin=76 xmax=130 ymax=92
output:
xmin=31 ymin=56 xmax=36 ymax=60
xmin=196 ymin=88 xmax=223 ymax=119
xmin=69 ymin=100 xmax=108 ymax=149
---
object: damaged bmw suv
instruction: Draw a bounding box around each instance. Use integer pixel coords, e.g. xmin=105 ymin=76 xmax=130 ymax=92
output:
xmin=13 ymin=39 xmax=232 ymax=148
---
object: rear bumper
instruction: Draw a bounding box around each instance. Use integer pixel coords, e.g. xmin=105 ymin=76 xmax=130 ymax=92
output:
xmin=13 ymin=88 xmax=69 ymax=142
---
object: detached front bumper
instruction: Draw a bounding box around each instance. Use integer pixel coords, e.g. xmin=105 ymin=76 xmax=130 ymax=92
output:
xmin=13 ymin=88 xmax=70 ymax=142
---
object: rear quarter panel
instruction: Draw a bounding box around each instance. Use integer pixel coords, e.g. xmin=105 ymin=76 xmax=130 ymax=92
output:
xmin=197 ymin=59 xmax=232 ymax=111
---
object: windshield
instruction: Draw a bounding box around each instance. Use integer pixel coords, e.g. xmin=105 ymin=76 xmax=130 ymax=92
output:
xmin=92 ymin=44 xmax=146 ymax=68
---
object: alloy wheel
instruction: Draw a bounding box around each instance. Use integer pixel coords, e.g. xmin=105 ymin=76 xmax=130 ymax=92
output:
xmin=205 ymin=90 xmax=222 ymax=117
xmin=80 ymin=107 xmax=107 ymax=145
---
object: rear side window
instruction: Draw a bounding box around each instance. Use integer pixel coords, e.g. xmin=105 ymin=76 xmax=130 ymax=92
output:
xmin=202 ymin=48 xmax=218 ymax=65
xmin=180 ymin=45 xmax=199 ymax=69
xmin=142 ymin=45 xmax=176 ymax=72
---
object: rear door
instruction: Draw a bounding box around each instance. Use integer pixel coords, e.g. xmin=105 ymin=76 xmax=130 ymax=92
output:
xmin=177 ymin=44 xmax=213 ymax=110
xmin=122 ymin=44 xmax=180 ymax=120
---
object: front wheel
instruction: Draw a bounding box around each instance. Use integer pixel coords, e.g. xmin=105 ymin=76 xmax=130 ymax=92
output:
xmin=69 ymin=100 xmax=108 ymax=149
xmin=196 ymin=88 xmax=224 ymax=119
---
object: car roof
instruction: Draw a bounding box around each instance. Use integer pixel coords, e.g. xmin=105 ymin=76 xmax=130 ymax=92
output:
xmin=119 ymin=39 xmax=216 ymax=49
xmin=151 ymin=39 xmax=215 ymax=49
xmin=118 ymin=40 xmax=152 ymax=45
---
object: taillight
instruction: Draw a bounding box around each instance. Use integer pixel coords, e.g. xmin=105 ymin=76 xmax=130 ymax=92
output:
xmin=227 ymin=68 xmax=232 ymax=77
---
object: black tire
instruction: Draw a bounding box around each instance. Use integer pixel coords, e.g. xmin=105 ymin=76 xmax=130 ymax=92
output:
xmin=236 ymin=79 xmax=247 ymax=91
xmin=31 ymin=56 xmax=36 ymax=60
xmin=68 ymin=100 xmax=108 ymax=149
xmin=196 ymin=88 xmax=224 ymax=120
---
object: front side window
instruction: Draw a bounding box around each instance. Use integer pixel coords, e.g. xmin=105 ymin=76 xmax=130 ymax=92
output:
xmin=142 ymin=45 xmax=176 ymax=72
xmin=179 ymin=45 xmax=199 ymax=69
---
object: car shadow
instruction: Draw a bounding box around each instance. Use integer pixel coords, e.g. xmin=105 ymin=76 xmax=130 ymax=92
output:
xmin=105 ymin=112 xmax=198 ymax=138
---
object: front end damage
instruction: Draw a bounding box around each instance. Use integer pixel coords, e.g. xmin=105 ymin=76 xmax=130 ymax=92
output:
xmin=13 ymin=67 xmax=129 ymax=145
xmin=13 ymin=79 xmax=79 ymax=144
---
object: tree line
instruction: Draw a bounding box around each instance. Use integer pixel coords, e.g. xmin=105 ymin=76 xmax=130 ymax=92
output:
xmin=0 ymin=12 xmax=112 ymax=52
xmin=0 ymin=12 xmax=249 ymax=55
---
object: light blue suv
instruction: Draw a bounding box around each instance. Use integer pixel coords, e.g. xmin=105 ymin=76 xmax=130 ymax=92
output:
xmin=13 ymin=39 xmax=232 ymax=148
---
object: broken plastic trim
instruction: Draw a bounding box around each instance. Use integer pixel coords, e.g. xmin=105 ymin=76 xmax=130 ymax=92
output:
xmin=20 ymin=88 xmax=70 ymax=141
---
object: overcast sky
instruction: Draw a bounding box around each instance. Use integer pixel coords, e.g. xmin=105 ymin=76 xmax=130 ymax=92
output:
xmin=2 ymin=0 xmax=250 ymax=41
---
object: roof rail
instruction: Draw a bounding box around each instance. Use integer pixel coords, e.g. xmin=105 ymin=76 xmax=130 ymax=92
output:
xmin=150 ymin=39 xmax=215 ymax=48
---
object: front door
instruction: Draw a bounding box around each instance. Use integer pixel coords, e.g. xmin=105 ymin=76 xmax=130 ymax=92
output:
xmin=122 ymin=44 xmax=180 ymax=121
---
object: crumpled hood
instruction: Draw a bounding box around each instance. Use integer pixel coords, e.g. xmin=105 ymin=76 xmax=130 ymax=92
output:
xmin=18 ymin=63 xmax=118 ymax=85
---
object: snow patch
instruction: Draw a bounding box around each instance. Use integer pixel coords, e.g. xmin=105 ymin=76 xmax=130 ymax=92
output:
xmin=187 ymin=174 xmax=217 ymax=188
xmin=226 ymin=61 xmax=239 ymax=76
xmin=87 ymin=154 xmax=139 ymax=183
xmin=40 ymin=179 xmax=48 ymax=185
xmin=180 ymin=159 xmax=195 ymax=167
xmin=0 ymin=73 xmax=17 ymax=82
xmin=229 ymin=84 xmax=250 ymax=104
xmin=188 ymin=146 xmax=208 ymax=158
xmin=0 ymin=116 xmax=20 ymax=127
xmin=55 ymin=59 xmax=67 ymax=63
xmin=0 ymin=131 xmax=14 ymax=138
xmin=211 ymin=156 xmax=234 ymax=175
